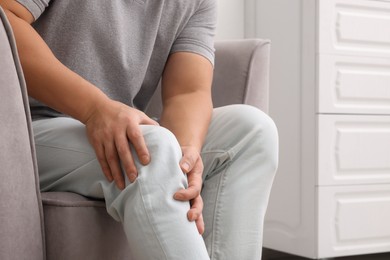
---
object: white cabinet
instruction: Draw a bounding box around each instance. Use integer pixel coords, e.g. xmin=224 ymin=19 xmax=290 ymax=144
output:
xmin=318 ymin=0 xmax=390 ymax=57
xmin=253 ymin=0 xmax=390 ymax=258
xmin=318 ymin=184 xmax=390 ymax=256
xmin=318 ymin=115 xmax=390 ymax=185
xmin=318 ymin=55 xmax=390 ymax=114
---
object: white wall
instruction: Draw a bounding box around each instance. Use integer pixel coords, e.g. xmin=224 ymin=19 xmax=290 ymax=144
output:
xmin=215 ymin=0 xmax=246 ymax=40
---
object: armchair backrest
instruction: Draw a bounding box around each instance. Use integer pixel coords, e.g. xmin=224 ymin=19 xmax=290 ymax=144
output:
xmin=0 ymin=7 xmax=45 ymax=260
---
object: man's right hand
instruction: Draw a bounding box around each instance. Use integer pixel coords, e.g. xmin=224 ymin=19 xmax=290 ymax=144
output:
xmin=85 ymin=98 xmax=159 ymax=190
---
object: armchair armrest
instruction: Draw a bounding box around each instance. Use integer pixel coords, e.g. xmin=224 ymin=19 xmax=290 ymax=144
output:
xmin=212 ymin=39 xmax=270 ymax=113
xmin=146 ymin=39 xmax=271 ymax=117
xmin=0 ymin=7 xmax=45 ymax=260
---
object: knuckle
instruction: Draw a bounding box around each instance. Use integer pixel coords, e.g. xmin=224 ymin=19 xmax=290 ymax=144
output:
xmin=186 ymin=155 xmax=196 ymax=165
xmin=128 ymin=129 xmax=143 ymax=140
xmin=106 ymin=154 xmax=117 ymax=164
xmin=138 ymin=111 xmax=147 ymax=118
xmin=125 ymin=164 xmax=136 ymax=174
xmin=116 ymin=143 xmax=129 ymax=154
xmin=190 ymin=187 xmax=201 ymax=198
xmin=97 ymin=155 xmax=107 ymax=165
xmin=89 ymin=132 xmax=101 ymax=145
xmin=121 ymin=115 xmax=132 ymax=125
xmin=111 ymin=169 xmax=122 ymax=178
xmin=101 ymin=127 xmax=111 ymax=137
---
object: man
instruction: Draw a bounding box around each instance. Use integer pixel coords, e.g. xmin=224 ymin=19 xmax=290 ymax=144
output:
xmin=1 ymin=0 xmax=278 ymax=259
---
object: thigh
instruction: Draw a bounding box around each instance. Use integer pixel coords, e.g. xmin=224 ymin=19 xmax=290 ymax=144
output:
xmin=33 ymin=117 xmax=107 ymax=197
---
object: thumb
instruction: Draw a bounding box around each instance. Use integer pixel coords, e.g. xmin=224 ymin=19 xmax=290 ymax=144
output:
xmin=180 ymin=147 xmax=197 ymax=173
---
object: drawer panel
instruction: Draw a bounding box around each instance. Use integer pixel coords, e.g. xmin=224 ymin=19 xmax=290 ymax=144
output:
xmin=318 ymin=184 xmax=390 ymax=258
xmin=319 ymin=0 xmax=390 ymax=57
xmin=318 ymin=114 xmax=390 ymax=185
xmin=318 ymin=54 xmax=390 ymax=114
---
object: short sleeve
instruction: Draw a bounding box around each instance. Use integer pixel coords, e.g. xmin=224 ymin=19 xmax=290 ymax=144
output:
xmin=171 ymin=0 xmax=217 ymax=66
xmin=16 ymin=0 xmax=51 ymax=21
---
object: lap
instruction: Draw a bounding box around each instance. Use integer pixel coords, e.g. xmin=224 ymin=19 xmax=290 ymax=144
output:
xmin=32 ymin=105 xmax=275 ymax=193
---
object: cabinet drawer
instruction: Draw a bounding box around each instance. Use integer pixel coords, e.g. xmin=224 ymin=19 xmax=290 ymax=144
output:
xmin=318 ymin=0 xmax=390 ymax=57
xmin=318 ymin=114 xmax=390 ymax=185
xmin=318 ymin=184 xmax=390 ymax=258
xmin=318 ymin=54 xmax=390 ymax=114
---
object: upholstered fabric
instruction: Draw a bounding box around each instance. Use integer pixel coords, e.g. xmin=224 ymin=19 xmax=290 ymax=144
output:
xmin=212 ymin=40 xmax=270 ymax=113
xmin=0 ymin=7 xmax=45 ymax=260
xmin=0 ymin=5 xmax=270 ymax=259
xmin=42 ymin=192 xmax=130 ymax=260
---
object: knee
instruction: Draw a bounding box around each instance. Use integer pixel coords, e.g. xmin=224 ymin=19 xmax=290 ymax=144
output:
xmin=130 ymin=125 xmax=188 ymax=195
xmin=228 ymin=105 xmax=279 ymax=172
xmin=140 ymin=125 xmax=183 ymax=162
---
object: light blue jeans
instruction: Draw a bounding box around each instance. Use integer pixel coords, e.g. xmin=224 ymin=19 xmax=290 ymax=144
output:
xmin=32 ymin=105 xmax=278 ymax=260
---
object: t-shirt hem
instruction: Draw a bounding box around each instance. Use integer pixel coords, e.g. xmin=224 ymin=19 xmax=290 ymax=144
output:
xmin=171 ymin=41 xmax=215 ymax=67
xmin=16 ymin=0 xmax=46 ymax=20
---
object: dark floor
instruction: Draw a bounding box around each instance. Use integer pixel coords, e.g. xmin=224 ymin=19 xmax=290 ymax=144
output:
xmin=262 ymin=248 xmax=390 ymax=260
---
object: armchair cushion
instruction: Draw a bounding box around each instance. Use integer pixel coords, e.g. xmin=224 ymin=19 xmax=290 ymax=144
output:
xmin=42 ymin=192 xmax=130 ymax=260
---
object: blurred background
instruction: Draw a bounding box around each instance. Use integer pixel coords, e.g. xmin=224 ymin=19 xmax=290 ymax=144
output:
xmin=216 ymin=1 xmax=390 ymax=259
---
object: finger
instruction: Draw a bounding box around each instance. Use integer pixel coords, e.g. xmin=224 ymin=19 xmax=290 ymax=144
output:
xmin=179 ymin=148 xmax=197 ymax=173
xmin=174 ymin=160 xmax=203 ymax=201
xmin=195 ymin=214 xmax=205 ymax=235
xmin=174 ymin=185 xmax=201 ymax=201
xmin=187 ymin=195 xmax=203 ymax=221
xmin=126 ymin=126 xmax=150 ymax=166
xmin=139 ymin=114 xmax=159 ymax=126
xmin=174 ymin=168 xmax=202 ymax=200
xmin=93 ymin=142 xmax=114 ymax=183
xmin=114 ymin=135 xmax=138 ymax=183
xmin=174 ymin=177 xmax=202 ymax=201
xmin=104 ymin=141 xmax=125 ymax=190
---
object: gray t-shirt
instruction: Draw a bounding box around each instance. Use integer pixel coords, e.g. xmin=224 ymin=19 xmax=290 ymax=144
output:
xmin=16 ymin=0 xmax=217 ymax=119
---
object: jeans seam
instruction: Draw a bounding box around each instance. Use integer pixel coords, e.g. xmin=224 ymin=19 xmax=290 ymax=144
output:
xmin=137 ymin=179 xmax=169 ymax=260
xmin=210 ymin=161 xmax=231 ymax=260
xmin=40 ymin=158 xmax=98 ymax=192
xmin=35 ymin=143 xmax=95 ymax=156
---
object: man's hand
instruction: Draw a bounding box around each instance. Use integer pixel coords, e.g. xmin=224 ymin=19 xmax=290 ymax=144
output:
xmin=174 ymin=146 xmax=205 ymax=235
xmin=85 ymin=98 xmax=158 ymax=190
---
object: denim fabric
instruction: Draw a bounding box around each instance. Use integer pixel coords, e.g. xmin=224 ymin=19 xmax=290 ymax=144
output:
xmin=32 ymin=104 xmax=278 ymax=260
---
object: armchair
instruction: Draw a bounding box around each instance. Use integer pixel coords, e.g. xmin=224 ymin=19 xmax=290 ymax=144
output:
xmin=0 ymin=7 xmax=270 ymax=260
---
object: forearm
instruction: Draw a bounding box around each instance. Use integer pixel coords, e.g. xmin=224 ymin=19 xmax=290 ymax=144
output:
xmin=160 ymin=91 xmax=212 ymax=152
xmin=159 ymin=51 xmax=214 ymax=152
xmin=4 ymin=9 xmax=108 ymax=123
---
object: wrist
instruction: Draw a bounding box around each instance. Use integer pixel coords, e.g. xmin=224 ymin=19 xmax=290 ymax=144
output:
xmin=80 ymin=88 xmax=111 ymax=124
xmin=180 ymin=144 xmax=202 ymax=155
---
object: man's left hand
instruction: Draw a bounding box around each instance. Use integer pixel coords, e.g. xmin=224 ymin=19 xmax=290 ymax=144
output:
xmin=174 ymin=146 xmax=205 ymax=235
